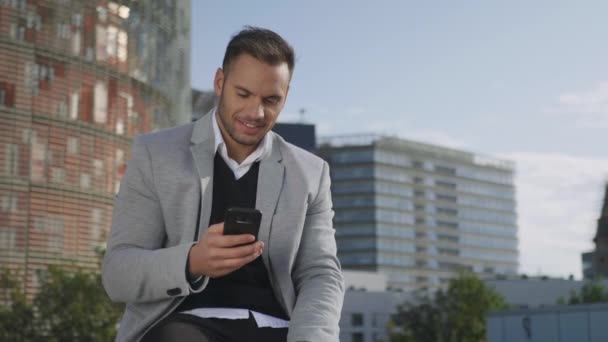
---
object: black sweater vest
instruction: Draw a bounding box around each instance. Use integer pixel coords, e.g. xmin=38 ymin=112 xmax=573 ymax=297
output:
xmin=176 ymin=154 xmax=288 ymax=320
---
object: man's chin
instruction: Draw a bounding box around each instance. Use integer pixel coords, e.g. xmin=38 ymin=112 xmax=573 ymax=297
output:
xmin=235 ymin=137 xmax=262 ymax=147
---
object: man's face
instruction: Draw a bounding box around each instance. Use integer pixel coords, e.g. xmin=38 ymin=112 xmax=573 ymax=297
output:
xmin=214 ymin=53 xmax=290 ymax=158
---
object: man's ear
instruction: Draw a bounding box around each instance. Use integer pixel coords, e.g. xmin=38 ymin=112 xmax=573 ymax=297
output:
xmin=214 ymin=68 xmax=224 ymax=97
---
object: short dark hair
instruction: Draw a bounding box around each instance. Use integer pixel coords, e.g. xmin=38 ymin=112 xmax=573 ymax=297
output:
xmin=222 ymin=26 xmax=295 ymax=76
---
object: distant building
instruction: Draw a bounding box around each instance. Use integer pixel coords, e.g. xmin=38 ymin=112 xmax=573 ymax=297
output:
xmin=340 ymin=290 xmax=401 ymax=342
xmin=343 ymin=270 xmax=387 ymax=292
xmin=487 ymin=303 xmax=608 ymax=342
xmin=582 ymin=183 xmax=608 ymax=279
xmin=317 ymin=134 xmax=518 ymax=293
xmin=0 ymin=0 xmax=191 ymax=299
xmin=486 ymin=276 xmax=608 ymax=309
xmin=337 ymin=270 xmax=408 ymax=342
xmin=272 ymin=122 xmax=316 ymax=152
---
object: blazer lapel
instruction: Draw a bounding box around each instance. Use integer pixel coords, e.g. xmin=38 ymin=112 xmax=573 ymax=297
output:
xmin=256 ymin=134 xmax=284 ymax=268
xmin=188 ymin=112 xmax=216 ymax=241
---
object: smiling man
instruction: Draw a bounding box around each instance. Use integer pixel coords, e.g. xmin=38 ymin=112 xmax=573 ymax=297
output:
xmin=102 ymin=27 xmax=345 ymax=342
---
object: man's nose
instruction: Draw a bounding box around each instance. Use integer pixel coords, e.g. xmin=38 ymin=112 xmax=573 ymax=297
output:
xmin=244 ymin=100 xmax=264 ymax=120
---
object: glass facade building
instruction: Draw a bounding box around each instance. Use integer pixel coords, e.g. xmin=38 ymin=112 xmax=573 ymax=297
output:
xmin=318 ymin=135 xmax=518 ymax=292
xmin=0 ymin=0 xmax=191 ymax=299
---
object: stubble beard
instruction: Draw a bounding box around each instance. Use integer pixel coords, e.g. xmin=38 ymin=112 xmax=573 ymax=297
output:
xmin=217 ymin=98 xmax=261 ymax=147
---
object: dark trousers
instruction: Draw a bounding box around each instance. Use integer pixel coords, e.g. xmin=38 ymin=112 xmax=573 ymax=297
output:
xmin=142 ymin=312 xmax=288 ymax=342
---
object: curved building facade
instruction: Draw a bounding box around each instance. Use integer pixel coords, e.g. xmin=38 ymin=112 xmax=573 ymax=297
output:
xmin=0 ymin=0 xmax=191 ymax=298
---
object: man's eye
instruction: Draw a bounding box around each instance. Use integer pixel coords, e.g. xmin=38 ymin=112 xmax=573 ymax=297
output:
xmin=238 ymin=93 xmax=248 ymax=98
xmin=264 ymin=98 xmax=279 ymax=105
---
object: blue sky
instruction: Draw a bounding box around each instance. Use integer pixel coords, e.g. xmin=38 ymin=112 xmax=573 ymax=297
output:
xmin=190 ymin=1 xmax=608 ymax=278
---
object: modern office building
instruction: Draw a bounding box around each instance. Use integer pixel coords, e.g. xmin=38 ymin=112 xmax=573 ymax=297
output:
xmin=582 ymin=183 xmax=608 ymax=279
xmin=339 ymin=270 xmax=407 ymax=342
xmin=0 ymin=0 xmax=191 ymax=299
xmin=318 ymin=134 xmax=518 ymax=292
xmin=272 ymin=122 xmax=316 ymax=152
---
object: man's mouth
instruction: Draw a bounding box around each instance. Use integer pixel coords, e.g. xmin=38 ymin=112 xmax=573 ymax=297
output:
xmin=238 ymin=119 xmax=264 ymax=129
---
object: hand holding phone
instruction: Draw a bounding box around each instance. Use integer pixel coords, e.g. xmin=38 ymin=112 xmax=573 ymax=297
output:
xmin=223 ymin=207 xmax=262 ymax=240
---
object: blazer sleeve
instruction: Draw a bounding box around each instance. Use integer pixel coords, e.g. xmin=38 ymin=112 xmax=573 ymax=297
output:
xmin=287 ymin=161 xmax=346 ymax=342
xmin=102 ymin=137 xmax=209 ymax=303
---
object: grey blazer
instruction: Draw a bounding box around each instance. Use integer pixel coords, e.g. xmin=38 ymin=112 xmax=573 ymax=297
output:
xmin=102 ymin=112 xmax=345 ymax=342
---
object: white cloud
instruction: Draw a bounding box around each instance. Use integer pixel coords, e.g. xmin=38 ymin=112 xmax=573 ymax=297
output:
xmin=545 ymin=81 xmax=608 ymax=127
xmin=501 ymin=152 xmax=608 ymax=279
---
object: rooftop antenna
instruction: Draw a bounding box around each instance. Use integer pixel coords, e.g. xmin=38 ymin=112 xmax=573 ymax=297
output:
xmin=299 ymin=108 xmax=306 ymax=123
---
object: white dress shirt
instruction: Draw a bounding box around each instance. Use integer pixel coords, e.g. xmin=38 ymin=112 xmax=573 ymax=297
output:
xmin=180 ymin=111 xmax=289 ymax=328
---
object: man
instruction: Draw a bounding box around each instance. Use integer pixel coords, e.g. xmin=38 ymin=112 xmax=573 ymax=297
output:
xmin=102 ymin=27 xmax=344 ymax=342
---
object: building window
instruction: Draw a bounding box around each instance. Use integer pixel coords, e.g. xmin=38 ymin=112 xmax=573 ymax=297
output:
xmin=33 ymin=216 xmax=65 ymax=252
xmin=352 ymin=313 xmax=364 ymax=326
xmin=435 ymin=180 xmax=457 ymax=189
xmin=437 ymin=221 xmax=459 ymax=229
xmin=48 ymin=235 xmax=64 ymax=252
xmin=69 ymin=91 xmax=80 ymax=120
xmin=96 ymin=25 xmax=108 ymax=61
xmin=5 ymin=144 xmax=19 ymax=176
xmin=30 ymin=142 xmax=46 ymax=181
xmin=93 ymin=81 xmax=108 ymax=124
xmin=436 ymin=194 xmax=457 ymax=202
xmin=105 ymin=25 xmax=128 ymax=62
xmin=93 ymin=159 xmax=104 ymax=177
xmin=66 ymin=137 xmax=79 ymax=155
xmin=438 ymin=248 xmax=460 ymax=256
xmin=0 ymin=229 xmax=16 ymax=250
xmin=80 ymin=173 xmax=91 ymax=189
xmin=1 ymin=194 xmax=18 ymax=213
xmin=116 ymin=118 xmax=125 ymax=135
xmin=438 ymin=234 xmax=459 ymax=243
xmin=71 ymin=31 xmax=82 ymax=56
xmin=56 ymin=99 xmax=68 ymax=118
xmin=56 ymin=23 xmax=71 ymax=39
xmin=72 ymin=14 xmax=83 ymax=27
xmin=435 ymin=165 xmax=456 ymax=176
xmin=437 ymin=208 xmax=458 ymax=216
xmin=91 ymin=208 xmax=103 ymax=245
xmin=352 ymin=333 xmax=364 ymax=342
xmin=51 ymin=167 xmax=66 ymax=183
xmin=0 ymin=81 xmax=15 ymax=107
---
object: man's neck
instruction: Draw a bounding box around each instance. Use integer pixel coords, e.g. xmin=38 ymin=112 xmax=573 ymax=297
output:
xmin=224 ymin=138 xmax=256 ymax=164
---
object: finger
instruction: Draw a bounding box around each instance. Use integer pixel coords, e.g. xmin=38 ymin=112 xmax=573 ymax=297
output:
xmin=206 ymin=223 xmax=224 ymax=235
xmin=210 ymin=234 xmax=256 ymax=248
xmin=213 ymin=241 xmax=264 ymax=259
xmin=213 ymin=251 xmax=262 ymax=271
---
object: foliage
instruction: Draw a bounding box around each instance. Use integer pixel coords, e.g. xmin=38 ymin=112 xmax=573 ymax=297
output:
xmin=558 ymin=277 xmax=608 ymax=305
xmin=390 ymin=272 xmax=507 ymax=342
xmin=0 ymin=265 xmax=123 ymax=341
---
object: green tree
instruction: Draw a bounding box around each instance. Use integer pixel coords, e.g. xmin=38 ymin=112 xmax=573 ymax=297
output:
xmin=34 ymin=265 xmax=124 ymax=341
xmin=559 ymin=278 xmax=608 ymax=305
xmin=390 ymin=272 xmax=507 ymax=342
xmin=0 ymin=269 xmax=38 ymax=342
xmin=0 ymin=263 xmax=124 ymax=341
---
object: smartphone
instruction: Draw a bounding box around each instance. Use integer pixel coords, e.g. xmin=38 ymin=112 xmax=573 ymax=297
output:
xmin=223 ymin=207 xmax=262 ymax=240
